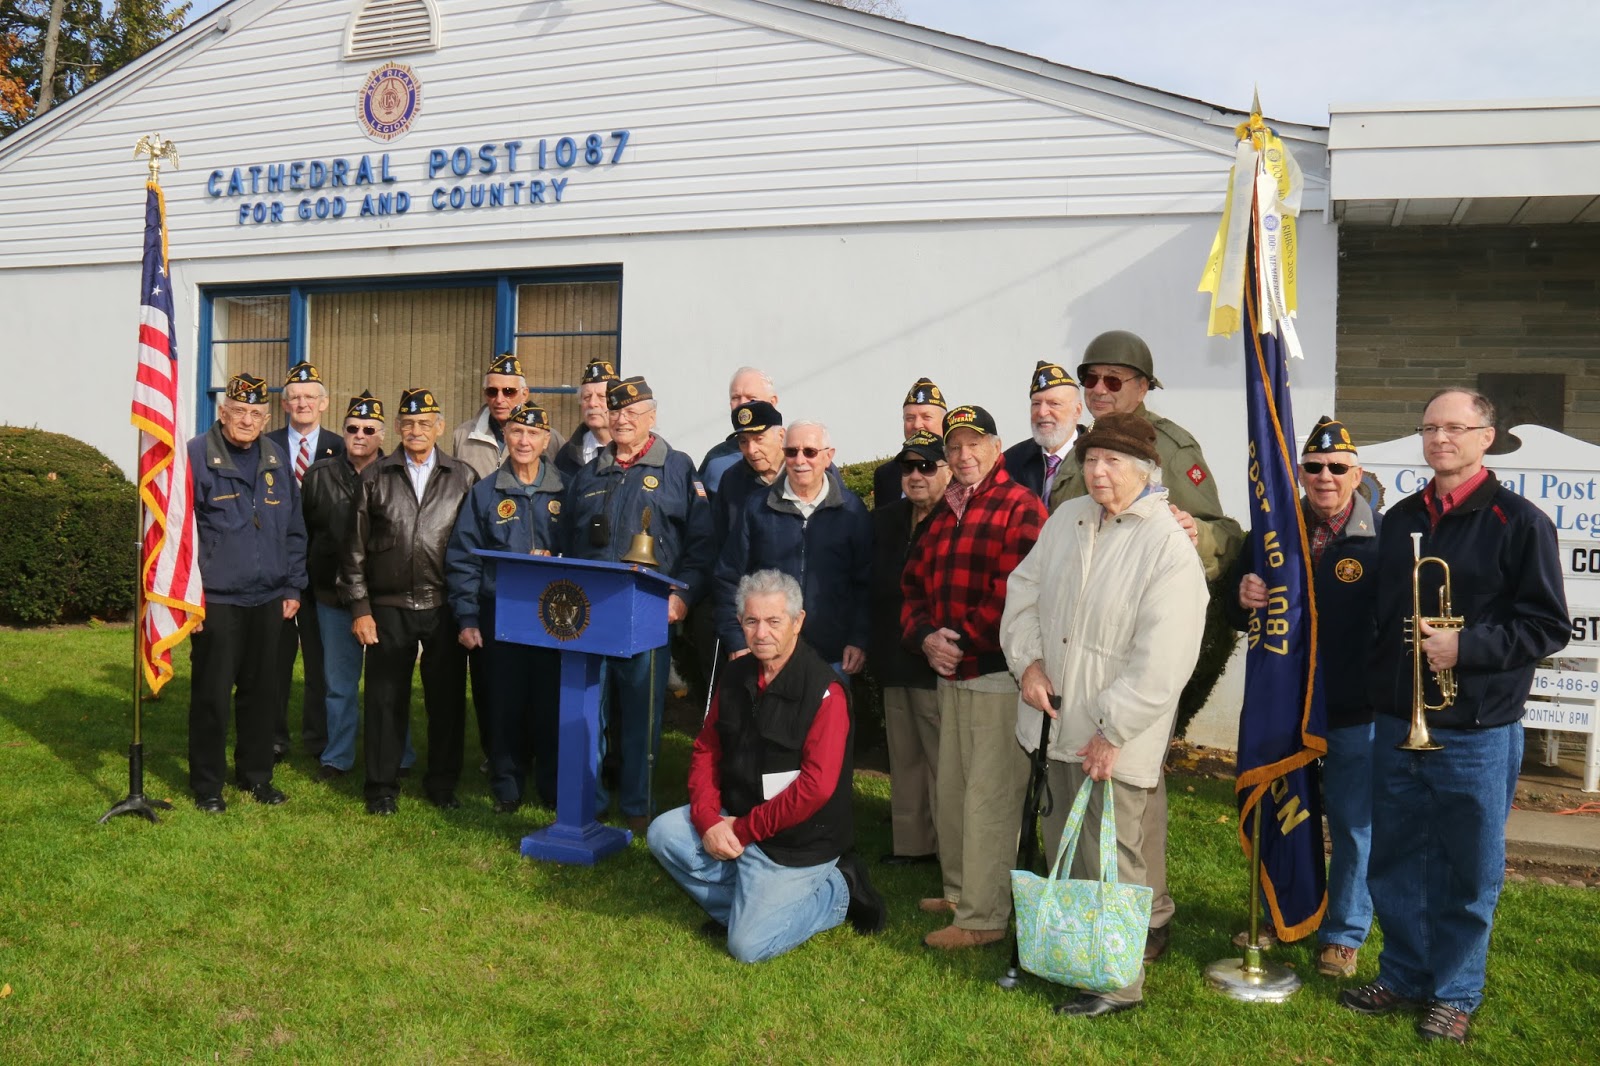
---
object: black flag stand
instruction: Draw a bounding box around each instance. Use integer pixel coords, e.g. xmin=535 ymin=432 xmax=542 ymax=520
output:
xmin=100 ymin=450 xmax=172 ymax=825
xmin=998 ymin=703 xmax=1054 ymax=989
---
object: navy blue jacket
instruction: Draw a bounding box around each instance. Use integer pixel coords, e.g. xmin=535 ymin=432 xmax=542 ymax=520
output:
xmin=563 ymin=435 xmax=714 ymax=605
xmin=188 ymin=423 xmax=307 ymax=607
xmin=712 ymin=461 xmax=772 ymax=554
xmin=872 ymin=459 xmax=902 ymax=508
xmin=698 ymin=435 xmax=743 ymax=495
xmin=1226 ymin=494 xmax=1383 ymax=729
xmin=715 ymin=471 xmax=871 ymax=663
xmin=446 ymin=460 xmax=566 ymax=631
xmin=1369 ymin=474 xmax=1569 ymax=730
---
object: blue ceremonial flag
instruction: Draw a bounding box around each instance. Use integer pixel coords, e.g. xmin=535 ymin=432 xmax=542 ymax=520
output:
xmin=1200 ymin=104 xmax=1326 ymax=941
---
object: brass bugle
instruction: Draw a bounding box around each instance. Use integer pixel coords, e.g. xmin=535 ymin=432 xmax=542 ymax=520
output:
xmin=1399 ymin=531 xmax=1463 ymax=752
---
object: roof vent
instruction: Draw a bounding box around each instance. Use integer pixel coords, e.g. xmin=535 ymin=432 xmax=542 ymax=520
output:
xmin=345 ymin=0 xmax=441 ymax=61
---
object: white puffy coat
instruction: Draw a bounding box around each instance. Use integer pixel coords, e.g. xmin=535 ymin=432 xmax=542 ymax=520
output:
xmin=1000 ymin=489 xmax=1208 ymax=788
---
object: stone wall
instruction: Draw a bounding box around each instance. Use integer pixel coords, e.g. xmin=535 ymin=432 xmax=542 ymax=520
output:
xmin=1336 ymin=225 xmax=1600 ymax=447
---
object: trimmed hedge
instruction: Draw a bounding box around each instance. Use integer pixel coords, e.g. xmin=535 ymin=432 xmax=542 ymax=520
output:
xmin=0 ymin=427 xmax=138 ymax=624
xmin=838 ymin=455 xmax=886 ymax=509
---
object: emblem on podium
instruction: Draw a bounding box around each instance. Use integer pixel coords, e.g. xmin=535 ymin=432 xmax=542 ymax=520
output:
xmin=539 ymin=579 xmax=591 ymax=641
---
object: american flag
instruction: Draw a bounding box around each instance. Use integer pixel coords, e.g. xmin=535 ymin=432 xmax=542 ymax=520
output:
xmin=130 ymin=181 xmax=204 ymax=693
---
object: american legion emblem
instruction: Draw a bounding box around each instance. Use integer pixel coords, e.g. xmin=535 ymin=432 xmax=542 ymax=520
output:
xmin=1335 ymin=558 xmax=1364 ymax=583
xmin=358 ymin=64 xmax=421 ymax=143
xmin=642 ymin=475 xmax=660 ymax=490
xmin=496 ymin=499 xmax=517 ymax=521
xmin=539 ymin=579 xmax=591 ymax=642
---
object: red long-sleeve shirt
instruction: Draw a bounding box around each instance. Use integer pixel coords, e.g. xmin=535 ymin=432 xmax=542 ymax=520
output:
xmin=688 ymin=673 xmax=848 ymax=846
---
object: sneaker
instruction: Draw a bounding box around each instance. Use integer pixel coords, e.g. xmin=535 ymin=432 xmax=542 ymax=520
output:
xmin=1317 ymin=943 xmax=1359 ymax=979
xmin=835 ymin=852 xmax=887 ymax=934
xmin=1340 ymin=981 xmax=1421 ymax=1016
xmin=1416 ymin=1002 xmax=1470 ymax=1044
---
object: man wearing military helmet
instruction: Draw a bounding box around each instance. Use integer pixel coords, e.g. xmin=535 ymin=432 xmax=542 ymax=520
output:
xmin=1050 ymin=329 xmax=1244 ymax=581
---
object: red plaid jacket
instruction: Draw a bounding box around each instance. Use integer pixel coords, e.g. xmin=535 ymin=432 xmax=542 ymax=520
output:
xmin=900 ymin=458 xmax=1047 ymax=680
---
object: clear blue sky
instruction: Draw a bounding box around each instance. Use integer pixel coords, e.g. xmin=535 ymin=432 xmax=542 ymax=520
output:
xmin=184 ymin=0 xmax=1600 ymax=125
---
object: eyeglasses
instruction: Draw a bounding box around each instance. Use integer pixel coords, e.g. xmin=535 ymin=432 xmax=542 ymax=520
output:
xmin=1080 ymin=370 xmax=1136 ymax=392
xmin=484 ymin=386 xmax=522 ymax=399
xmin=899 ymin=459 xmax=942 ymax=475
xmin=1416 ymin=424 xmax=1489 ymax=438
xmin=344 ymin=425 xmax=379 ymax=436
xmin=784 ymin=447 xmax=825 ymax=459
xmin=1301 ymin=461 xmax=1352 ymax=475
xmin=223 ymin=407 xmax=268 ymax=424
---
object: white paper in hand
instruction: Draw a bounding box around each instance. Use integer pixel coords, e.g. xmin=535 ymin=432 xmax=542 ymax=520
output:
xmin=761 ymin=770 xmax=800 ymax=800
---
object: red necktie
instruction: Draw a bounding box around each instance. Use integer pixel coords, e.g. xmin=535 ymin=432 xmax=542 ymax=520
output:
xmin=295 ymin=436 xmax=310 ymax=484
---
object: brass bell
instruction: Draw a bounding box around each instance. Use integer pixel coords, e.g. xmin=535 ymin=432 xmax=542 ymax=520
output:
xmin=621 ymin=506 xmax=660 ymax=568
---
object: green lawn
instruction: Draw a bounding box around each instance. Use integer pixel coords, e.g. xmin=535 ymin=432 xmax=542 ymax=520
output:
xmin=1 ymin=624 xmax=1595 ymax=1064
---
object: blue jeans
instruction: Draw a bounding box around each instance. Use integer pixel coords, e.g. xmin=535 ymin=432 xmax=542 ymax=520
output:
xmin=596 ymin=649 xmax=669 ymax=818
xmin=1320 ymin=722 xmax=1375 ymax=948
xmin=316 ymin=602 xmax=415 ymax=773
xmin=647 ymin=806 xmax=848 ymax=963
xmin=1368 ymin=716 xmax=1522 ymax=1013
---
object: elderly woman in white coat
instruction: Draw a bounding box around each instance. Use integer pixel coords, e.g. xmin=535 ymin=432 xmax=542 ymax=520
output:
xmin=1000 ymin=412 xmax=1208 ymax=1019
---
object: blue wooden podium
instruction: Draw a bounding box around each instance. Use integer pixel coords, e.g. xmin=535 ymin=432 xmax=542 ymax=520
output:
xmin=476 ymin=550 xmax=685 ymax=865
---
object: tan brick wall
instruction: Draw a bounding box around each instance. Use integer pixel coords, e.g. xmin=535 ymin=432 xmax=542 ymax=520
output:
xmin=1336 ymin=225 xmax=1600 ymax=447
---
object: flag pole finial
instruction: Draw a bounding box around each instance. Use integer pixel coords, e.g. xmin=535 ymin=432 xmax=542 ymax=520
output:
xmin=133 ymin=134 xmax=180 ymax=184
xmin=1251 ymin=85 xmax=1261 ymax=118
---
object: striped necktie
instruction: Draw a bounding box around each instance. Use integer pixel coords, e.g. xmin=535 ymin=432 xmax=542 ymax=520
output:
xmin=1043 ymin=452 xmax=1061 ymax=495
xmin=295 ymin=435 xmax=310 ymax=484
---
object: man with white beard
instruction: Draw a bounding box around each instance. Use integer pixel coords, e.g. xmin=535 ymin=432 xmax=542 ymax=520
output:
xmin=1001 ymin=360 xmax=1083 ymax=501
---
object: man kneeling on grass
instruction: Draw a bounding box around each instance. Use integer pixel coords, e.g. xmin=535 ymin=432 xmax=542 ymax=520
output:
xmin=648 ymin=569 xmax=886 ymax=962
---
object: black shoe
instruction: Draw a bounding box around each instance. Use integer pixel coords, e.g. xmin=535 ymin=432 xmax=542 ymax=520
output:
xmin=367 ymin=796 xmax=398 ymax=816
xmin=880 ymin=852 xmax=939 ymax=867
xmin=1340 ymin=981 xmax=1422 ymax=1016
xmin=836 ymin=851 xmax=887 ymax=934
xmin=1416 ymin=1002 xmax=1470 ymax=1044
xmin=492 ymin=798 xmax=521 ymax=815
xmin=1144 ymin=922 xmax=1171 ymax=963
xmin=396 ymin=766 xmax=412 ymax=779
xmin=315 ymin=764 xmax=346 ymax=783
xmin=248 ymin=783 xmax=288 ymax=805
xmin=429 ymin=793 xmax=462 ymax=810
xmin=1054 ymin=993 xmax=1141 ymax=1018
xmin=194 ymin=794 xmax=226 ymax=814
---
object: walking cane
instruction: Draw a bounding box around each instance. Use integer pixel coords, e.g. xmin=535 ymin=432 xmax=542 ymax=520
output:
xmin=998 ymin=696 xmax=1057 ymax=989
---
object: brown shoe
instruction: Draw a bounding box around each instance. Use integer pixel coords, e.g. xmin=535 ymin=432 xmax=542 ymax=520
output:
xmin=1143 ymin=923 xmax=1171 ymax=963
xmin=922 ymin=924 xmax=1005 ymax=950
xmin=626 ymin=814 xmax=650 ymax=835
xmin=1317 ymin=943 xmax=1359 ymax=979
xmin=918 ymin=897 xmax=956 ymax=915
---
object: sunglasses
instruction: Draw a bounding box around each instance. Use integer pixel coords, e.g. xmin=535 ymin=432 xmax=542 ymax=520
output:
xmin=484 ymin=386 xmax=522 ymax=399
xmin=784 ymin=447 xmax=825 ymax=459
xmin=899 ymin=459 xmax=942 ymax=475
xmin=1080 ymin=370 xmax=1138 ymax=392
xmin=344 ymin=425 xmax=379 ymax=436
xmin=1301 ymin=461 xmax=1352 ymax=475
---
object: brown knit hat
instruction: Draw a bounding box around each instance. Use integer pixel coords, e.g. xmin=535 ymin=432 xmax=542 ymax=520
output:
xmin=1073 ymin=412 xmax=1159 ymax=465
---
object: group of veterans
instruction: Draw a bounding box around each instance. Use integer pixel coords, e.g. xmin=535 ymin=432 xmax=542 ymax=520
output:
xmin=184 ymin=332 xmax=1565 ymax=1043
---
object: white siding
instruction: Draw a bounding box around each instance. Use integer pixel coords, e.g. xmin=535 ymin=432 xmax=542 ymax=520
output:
xmin=0 ymin=0 xmax=1321 ymax=269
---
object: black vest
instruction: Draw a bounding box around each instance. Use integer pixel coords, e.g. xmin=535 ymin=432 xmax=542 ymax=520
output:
xmin=716 ymin=640 xmax=854 ymax=867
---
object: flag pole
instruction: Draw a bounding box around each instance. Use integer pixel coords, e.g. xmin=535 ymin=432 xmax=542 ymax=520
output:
xmin=100 ymin=471 xmax=171 ymax=823
xmin=101 ymin=136 xmax=185 ymax=825
xmin=1204 ymin=788 xmax=1297 ymax=1000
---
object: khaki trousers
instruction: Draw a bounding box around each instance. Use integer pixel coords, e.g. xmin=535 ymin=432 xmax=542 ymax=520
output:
xmin=936 ymin=677 xmax=1032 ymax=931
xmin=1041 ymin=762 xmax=1170 ymax=1004
xmin=883 ymin=685 xmax=941 ymax=857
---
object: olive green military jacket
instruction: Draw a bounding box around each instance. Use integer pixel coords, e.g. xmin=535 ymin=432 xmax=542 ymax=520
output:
xmin=1048 ymin=402 xmax=1244 ymax=581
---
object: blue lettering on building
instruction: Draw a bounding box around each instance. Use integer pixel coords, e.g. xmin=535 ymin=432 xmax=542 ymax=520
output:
xmin=213 ymin=132 xmax=629 ymax=226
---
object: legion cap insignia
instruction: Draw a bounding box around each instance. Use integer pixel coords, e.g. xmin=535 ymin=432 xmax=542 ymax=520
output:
xmin=508 ymin=402 xmax=549 ymax=428
xmin=226 ymin=373 xmax=268 ymax=405
xmin=902 ymin=378 xmax=947 ymax=409
xmin=581 ymin=359 xmax=619 ymax=385
xmin=1030 ymin=360 xmax=1076 ymax=396
xmin=346 ymin=391 xmax=384 ymax=422
xmin=737 ymin=407 xmax=753 ymax=426
xmin=1304 ymin=415 xmax=1358 ymax=456
xmin=284 ymin=362 xmax=322 ymax=386
xmin=606 ymin=376 xmax=653 ymax=410
xmin=487 ymin=353 xmax=523 ymax=378
xmin=358 ymin=63 xmax=421 ymax=143
xmin=399 ymin=387 xmax=441 ymax=415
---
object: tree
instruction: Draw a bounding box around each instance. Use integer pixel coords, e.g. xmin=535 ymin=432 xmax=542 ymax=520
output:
xmin=0 ymin=0 xmax=189 ymax=133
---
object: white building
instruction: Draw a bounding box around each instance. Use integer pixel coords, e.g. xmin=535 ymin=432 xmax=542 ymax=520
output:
xmin=0 ymin=0 xmax=1335 ymax=516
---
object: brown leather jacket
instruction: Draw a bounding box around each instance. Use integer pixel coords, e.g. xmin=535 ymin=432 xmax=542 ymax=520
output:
xmin=338 ymin=448 xmax=477 ymax=616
